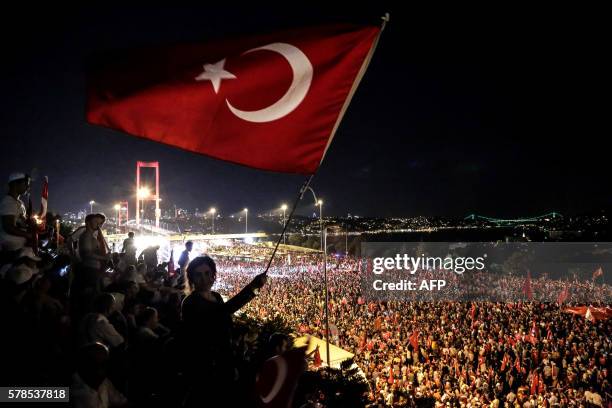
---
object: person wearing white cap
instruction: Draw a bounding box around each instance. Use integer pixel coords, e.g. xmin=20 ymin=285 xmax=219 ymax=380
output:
xmin=0 ymin=172 xmax=32 ymax=252
xmin=4 ymin=247 xmax=41 ymax=284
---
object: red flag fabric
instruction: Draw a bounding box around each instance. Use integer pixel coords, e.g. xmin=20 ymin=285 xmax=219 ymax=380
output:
xmin=313 ymin=345 xmax=322 ymax=368
xmin=557 ymin=286 xmax=569 ymax=305
xmin=530 ymin=372 xmax=539 ymax=395
xmin=388 ymin=367 xmax=394 ymax=384
xmin=501 ymin=354 xmax=508 ymax=371
xmin=359 ymin=332 xmax=367 ymax=349
xmin=39 ymin=176 xmax=48 ymax=228
xmin=523 ymin=270 xmax=533 ymax=300
xmin=538 ymin=374 xmax=544 ymax=394
xmin=531 ymin=321 xmax=539 ymax=338
xmin=87 ymin=24 xmax=382 ymax=174
xmin=593 ymin=267 xmax=603 ymax=280
xmin=168 ymin=250 xmax=175 ymax=275
xmin=255 ymin=347 xmax=306 ymax=408
xmin=374 ymin=316 xmax=382 ymax=331
xmin=564 ymin=306 xmax=612 ymax=321
xmin=409 ymin=331 xmax=419 ymax=351
xmin=525 ymin=334 xmax=537 ymax=345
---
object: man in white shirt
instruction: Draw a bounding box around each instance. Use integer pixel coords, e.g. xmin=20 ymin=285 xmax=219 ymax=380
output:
xmin=71 ymin=342 xmax=128 ymax=408
xmin=78 ymin=293 xmax=124 ymax=349
xmin=0 ymin=172 xmax=32 ymax=252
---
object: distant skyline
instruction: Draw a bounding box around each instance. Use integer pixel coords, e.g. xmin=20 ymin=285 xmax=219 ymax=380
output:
xmin=0 ymin=6 xmax=608 ymax=218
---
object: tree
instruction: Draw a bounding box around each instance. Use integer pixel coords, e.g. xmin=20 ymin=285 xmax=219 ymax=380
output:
xmin=294 ymin=358 xmax=369 ymax=407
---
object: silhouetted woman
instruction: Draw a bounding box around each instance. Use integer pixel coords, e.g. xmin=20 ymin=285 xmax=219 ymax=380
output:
xmin=180 ymin=255 xmax=266 ymax=407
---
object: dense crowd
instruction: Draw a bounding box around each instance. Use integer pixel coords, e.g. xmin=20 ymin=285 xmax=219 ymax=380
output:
xmin=222 ymin=258 xmax=611 ymax=407
xmin=0 ymin=172 xmax=610 ymax=407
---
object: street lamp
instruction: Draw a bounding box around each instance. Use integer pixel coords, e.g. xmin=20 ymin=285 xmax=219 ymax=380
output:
xmin=281 ymin=204 xmax=288 ymax=244
xmin=210 ymin=207 xmax=216 ymax=234
xmin=317 ymin=199 xmax=324 ymax=251
xmin=322 ymin=225 xmax=341 ymax=368
xmin=89 ymin=200 xmax=95 ymax=214
xmin=243 ymin=208 xmax=248 ymax=234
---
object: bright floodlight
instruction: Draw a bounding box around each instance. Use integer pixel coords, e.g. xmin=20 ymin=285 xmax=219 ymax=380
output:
xmin=89 ymin=200 xmax=95 ymax=205
xmin=114 ymin=204 xmax=120 ymax=211
xmin=317 ymin=199 xmax=323 ymax=205
xmin=210 ymin=207 xmax=216 ymax=214
xmin=137 ymin=187 xmax=150 ymax=199
xmin=243 ymin=208 xmax=248 ymax=212
xmin=281 ymin=204 xmax=288 ymax=211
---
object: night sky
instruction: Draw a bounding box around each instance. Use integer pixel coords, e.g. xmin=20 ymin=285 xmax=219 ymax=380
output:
xmin=0 ymin=5 xmax=608 ymax=218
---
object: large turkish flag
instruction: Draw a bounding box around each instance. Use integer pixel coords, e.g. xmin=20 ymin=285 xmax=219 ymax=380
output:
xmin=87 ymin=23 xmax=381 ymax=174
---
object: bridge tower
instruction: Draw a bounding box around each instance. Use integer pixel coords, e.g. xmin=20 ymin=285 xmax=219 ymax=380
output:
xmin=136 ymin=161 xmax=161 ymax=229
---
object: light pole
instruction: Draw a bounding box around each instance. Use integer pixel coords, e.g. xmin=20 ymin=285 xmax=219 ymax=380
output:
xmin=210 ymin=207 xmax=216 ymax=234
xmin=281 ymin=204 xmax=288 ymax=244
xmin=322 ymin=226 xmax=340 ymax=367
xmin=322 ymin=225 xmax=341 ymax=366
xmin=317 ymin=199 xmax=323 ymax=251
xmin=346 ymin=225 xmax=349 ymax=256
xmin=89 ymin=200 xmax=95 ymax=214
xmin=243 ymin=208 xmax=248 ymax=234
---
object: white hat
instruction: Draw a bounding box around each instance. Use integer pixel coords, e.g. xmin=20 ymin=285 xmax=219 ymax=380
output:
xmin=6 ymin=265 xmax=35 ymax=285
xmin=8 ymin=172 xmax=28 ymax=183
xmin=17 ymin=247 xmax=41 ymax=262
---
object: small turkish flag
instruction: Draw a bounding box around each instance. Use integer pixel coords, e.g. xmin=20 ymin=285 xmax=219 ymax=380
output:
xmin=313 ymin=345 xmax=322 ymax=368
xmin=256 ymin=347 xmax=307 ymax=408
xmin=593 ymin=267 xmax=603 ymax=280
xmin=409 ymin=330 xmax=419 ymax=351
xmin=87 ymin=23 xmax=382 ymax=174
xmin=557 ymin=285 xmax=569 ymax=305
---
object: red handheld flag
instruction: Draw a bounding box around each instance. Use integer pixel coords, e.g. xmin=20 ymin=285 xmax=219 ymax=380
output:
xmin=168 ymin=250 xmax=175 ymax=275
xmin=313 ymin=345 xmax=322 ymax=368
xmin=256 ymin=347 xmax=306 ymax=408
xmin=530 ymin=372 xmax=539 ymax=395
xmin=557 ymin=286 xmax=569 ymax=305
xmin=39 ymin=176 xmax=48 ymax=227
xmin=87 ymin=23 xmax=383 ymax=174
xmin=409 ymin=331 xmax=419 ymax=351
xmin=593 ymin=267 xmax=603 ymax=280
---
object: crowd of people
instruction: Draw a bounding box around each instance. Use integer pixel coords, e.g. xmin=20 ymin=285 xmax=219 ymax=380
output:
xmin=0 ymin=172 xmax=610 ymax=407
xmin=221 ymin=256 xmax=611 ymax=407
xmin=0 ymin=172 xmax=272 ymax=407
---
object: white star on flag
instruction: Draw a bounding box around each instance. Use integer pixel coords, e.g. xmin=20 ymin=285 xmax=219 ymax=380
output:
xmin=195 ymin=59 xmax=236 ymax=93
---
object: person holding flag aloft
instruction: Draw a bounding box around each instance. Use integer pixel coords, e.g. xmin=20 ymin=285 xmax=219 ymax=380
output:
xmin=180 ymin=255 xmax=267 ymax=407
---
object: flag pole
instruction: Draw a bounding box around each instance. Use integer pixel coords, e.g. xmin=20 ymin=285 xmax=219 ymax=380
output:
xmin=262 ymin=174 xmax=315 ymax=276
